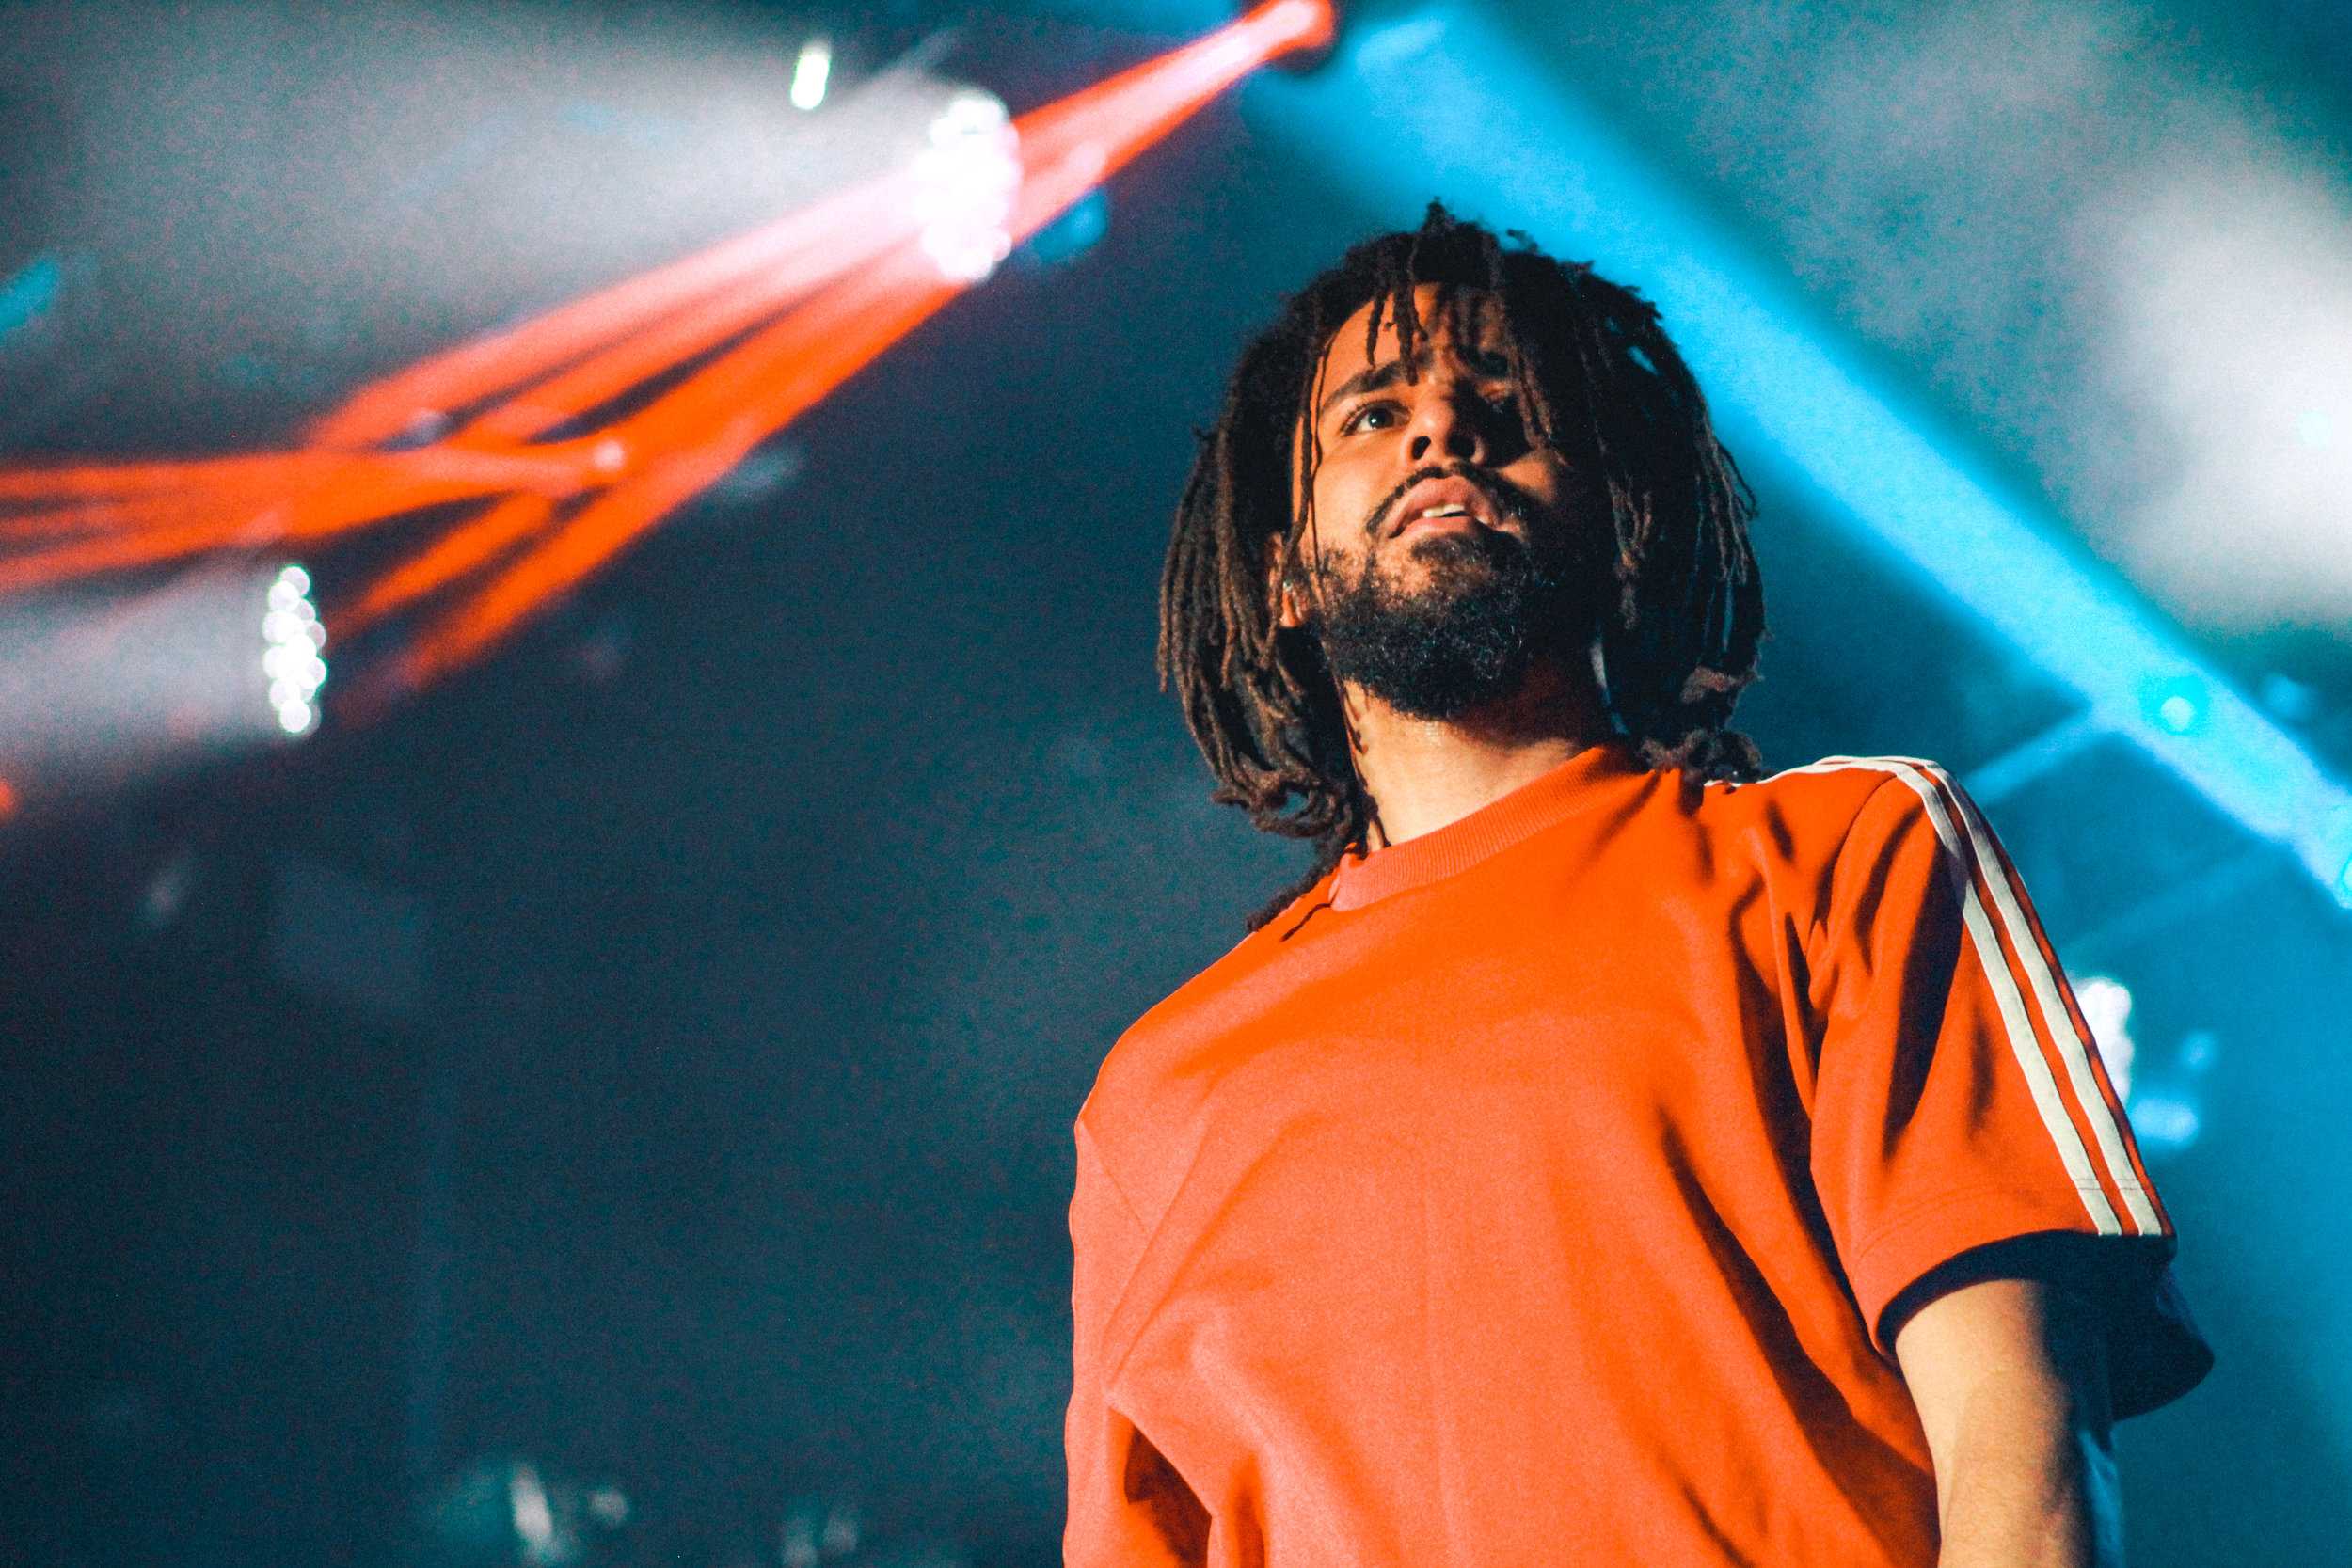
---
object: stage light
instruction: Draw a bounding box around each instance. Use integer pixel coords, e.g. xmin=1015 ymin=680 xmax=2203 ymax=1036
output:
xmin=0 ymin=559 xmax=328 ymax=805
xmin=262 ymin=562 xmax=328 ymax=737
xmin=2143 ymin=674 xmax=2207 ymax=736
xmin=423 ymin=1455 xmax=626 ymax=1568
xmin=915 ymin=88 xmax=1022 ymax=284
xmin=1247 ymin=0 xmax=1344 ymax=72
xmin=509 ymin=1463 xmax=557 ymax=1561
xmin=0 ymin=0 xmax=1336 ymax=707
xmin=2336 ymin=852 xmax=2352 ymax=909
xmin=791 ymin=36 xmax=834 ymax=112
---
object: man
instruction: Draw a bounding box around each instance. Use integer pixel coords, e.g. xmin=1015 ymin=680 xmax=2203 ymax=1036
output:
xmin=1067 ymin=204 xmax=2210 ymax=1565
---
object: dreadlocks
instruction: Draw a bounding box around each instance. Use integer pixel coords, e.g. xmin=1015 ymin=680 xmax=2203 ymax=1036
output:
xmin=1158 ymin=201 xmax=1766 ymax=929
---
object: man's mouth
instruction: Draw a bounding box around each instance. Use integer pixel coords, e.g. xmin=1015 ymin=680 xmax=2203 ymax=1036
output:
xmin=1385 ymin=474 xmax=1505 ymax=539
xmin=1396 ymin=514 xmax=1480 ymax=545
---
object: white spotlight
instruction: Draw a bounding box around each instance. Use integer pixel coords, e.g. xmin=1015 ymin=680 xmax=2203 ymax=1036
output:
xmin=790 ymin=35 xmax=834 ymax=112
xmin=261 ymin=562 xmax=328 ymax=738
xmin=913 ymin=87 xmax=1020 ymax=284
xmin=0 ymin=558 xmax=328 ymax=808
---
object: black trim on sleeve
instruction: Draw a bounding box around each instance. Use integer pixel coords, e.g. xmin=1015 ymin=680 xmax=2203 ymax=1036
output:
xmin=1879 ymin=1230 xmax=2214 ymax=1420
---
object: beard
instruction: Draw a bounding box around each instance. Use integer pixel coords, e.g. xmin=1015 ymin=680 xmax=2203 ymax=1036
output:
xmin=1305 ymin=521 xmax=1594 ymax=721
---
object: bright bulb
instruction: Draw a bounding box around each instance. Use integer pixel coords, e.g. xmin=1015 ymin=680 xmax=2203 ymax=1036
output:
xmin=262 ymin=561 xmax=326 ymax=740
xmin=914 ymin=90 xmax=1021 ymax=285
xmin=790 ymin=36 xmax=833 ymax=112
xmin=2142 ymin=674 xmax=2207 ymax=736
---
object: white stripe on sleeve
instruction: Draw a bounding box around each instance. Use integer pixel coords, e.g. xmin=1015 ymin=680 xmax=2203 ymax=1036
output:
xmin=1797 ymin=756 xmax=2129 ymax=1236
xmin=1899 ymin=759 xmax=2165 ymax=1237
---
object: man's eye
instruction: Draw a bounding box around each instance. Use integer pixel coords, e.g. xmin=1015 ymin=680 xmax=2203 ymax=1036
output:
xmin=1339 ymin=391 xmax=1518 ymax=436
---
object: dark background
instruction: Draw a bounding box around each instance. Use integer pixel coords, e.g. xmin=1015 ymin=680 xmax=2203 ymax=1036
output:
xmin=4 ymin=2 xmax=2350 ymax=1563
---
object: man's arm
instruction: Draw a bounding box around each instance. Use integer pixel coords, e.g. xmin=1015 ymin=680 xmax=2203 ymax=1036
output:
xmin=1892 ymin=1275 xmax=2122 ymax=1568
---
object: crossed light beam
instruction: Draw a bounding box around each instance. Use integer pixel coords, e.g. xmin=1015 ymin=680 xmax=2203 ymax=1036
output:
xmin=0 ymin=0 xmax=1331 ymax=709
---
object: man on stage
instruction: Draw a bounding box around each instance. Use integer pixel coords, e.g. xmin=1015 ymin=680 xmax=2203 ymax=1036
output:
xmin=1065 ymin=204 xmax=2209 ymax=1565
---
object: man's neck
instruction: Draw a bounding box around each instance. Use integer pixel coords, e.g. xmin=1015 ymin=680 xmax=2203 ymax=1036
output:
xmin=1344 ymin=657 xmax=1613 ymax=848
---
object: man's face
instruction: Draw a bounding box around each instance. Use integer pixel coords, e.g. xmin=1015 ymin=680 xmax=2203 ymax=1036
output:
xmin=1279 ymin=282 xmax=1602 ymax=721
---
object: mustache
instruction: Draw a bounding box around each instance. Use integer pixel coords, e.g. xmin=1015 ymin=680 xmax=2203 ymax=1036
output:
xmin=1365 ymin=466 xmax=1534 ymax=540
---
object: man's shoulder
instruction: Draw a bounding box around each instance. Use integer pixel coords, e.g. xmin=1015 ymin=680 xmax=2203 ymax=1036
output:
xmin=1082 ymin=876 xmax=1336 ymax=1129
xmin=1693 ymin=752 xmax=1958 ymax=837
xmin=1671 ymin=752 xmax=1987 ymax=903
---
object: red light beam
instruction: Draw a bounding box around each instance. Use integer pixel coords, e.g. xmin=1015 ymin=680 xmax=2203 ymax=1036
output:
xmin=308 ymin=170 xmax=924 ymax=451
xmin=396 ymin=0 xmax=1333 ymax=675
xmin=0 ymin=0 xmax=1336 ymax=704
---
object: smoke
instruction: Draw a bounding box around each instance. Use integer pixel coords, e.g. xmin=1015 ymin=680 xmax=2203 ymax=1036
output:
xmin=1533 ymin=0 xmax=2352 ymax=637
xmin=0 ymin=1 xmax=962 ymax=449
xmin=2091 ymin=146 xmax=2352 ymax=630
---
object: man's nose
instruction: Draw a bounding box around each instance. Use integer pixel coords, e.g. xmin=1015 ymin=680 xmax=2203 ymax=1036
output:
xmin=1406 ymin=384 xmax=1497 ymax=467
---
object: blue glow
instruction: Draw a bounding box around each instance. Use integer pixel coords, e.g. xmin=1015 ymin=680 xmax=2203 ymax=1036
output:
xmin=1356 ymin=16 xmax=1448 ymax=71
xmin=2125 ymin=1094 xmax=2201 ymax=1155
xmin=0 ymin=254 xmax=61 ymax=337
xmin=1021 ymin=187 xmax=1110 ymax=268
xmin=2297 ymin=408 xmax=2334 ymax=449
xmin=2178 ymin=1031 xmax=2218 ymax=1075
xmin=2145 ymin=675 xmax=2208 ymax=736
xmin=1246 ymin=3 xmax=2352 ymax=900
xmin=2336 ymin=854 xmax=2352 ymax=910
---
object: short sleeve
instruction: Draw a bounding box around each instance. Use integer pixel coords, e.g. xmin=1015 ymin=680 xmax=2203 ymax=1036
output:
xmin=1066 ymin=1117 xmax=1206 ymax=1564
xmin=1806 ymin=765 xmax=2212 ymax=1418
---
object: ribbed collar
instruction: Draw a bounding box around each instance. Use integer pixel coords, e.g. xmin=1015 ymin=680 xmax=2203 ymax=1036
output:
xmin=1328 ymin=739 xmax=1652 ymax=911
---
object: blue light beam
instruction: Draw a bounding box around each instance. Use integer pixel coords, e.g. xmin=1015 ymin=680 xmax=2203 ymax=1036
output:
xmin=1246 ymin=2 xmax=2352 ymax=904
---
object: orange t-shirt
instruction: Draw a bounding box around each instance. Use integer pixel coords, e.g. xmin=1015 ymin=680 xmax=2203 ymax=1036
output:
xmin=1066 ymin=743 xmax=2209 ymax=1566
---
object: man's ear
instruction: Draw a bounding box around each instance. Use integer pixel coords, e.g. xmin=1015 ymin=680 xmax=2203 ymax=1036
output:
xmin=1266 ymin=539 xmax=1306 ymax=630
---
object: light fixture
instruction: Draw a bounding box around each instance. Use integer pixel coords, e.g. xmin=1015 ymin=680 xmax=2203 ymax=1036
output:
xmin=262 ymin=562 xmax=327 ymax=736
xmin=914 ymin=88 xmax=1022 ymax=284
xmin=790 ymin=35 xmax=833 ymax=112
